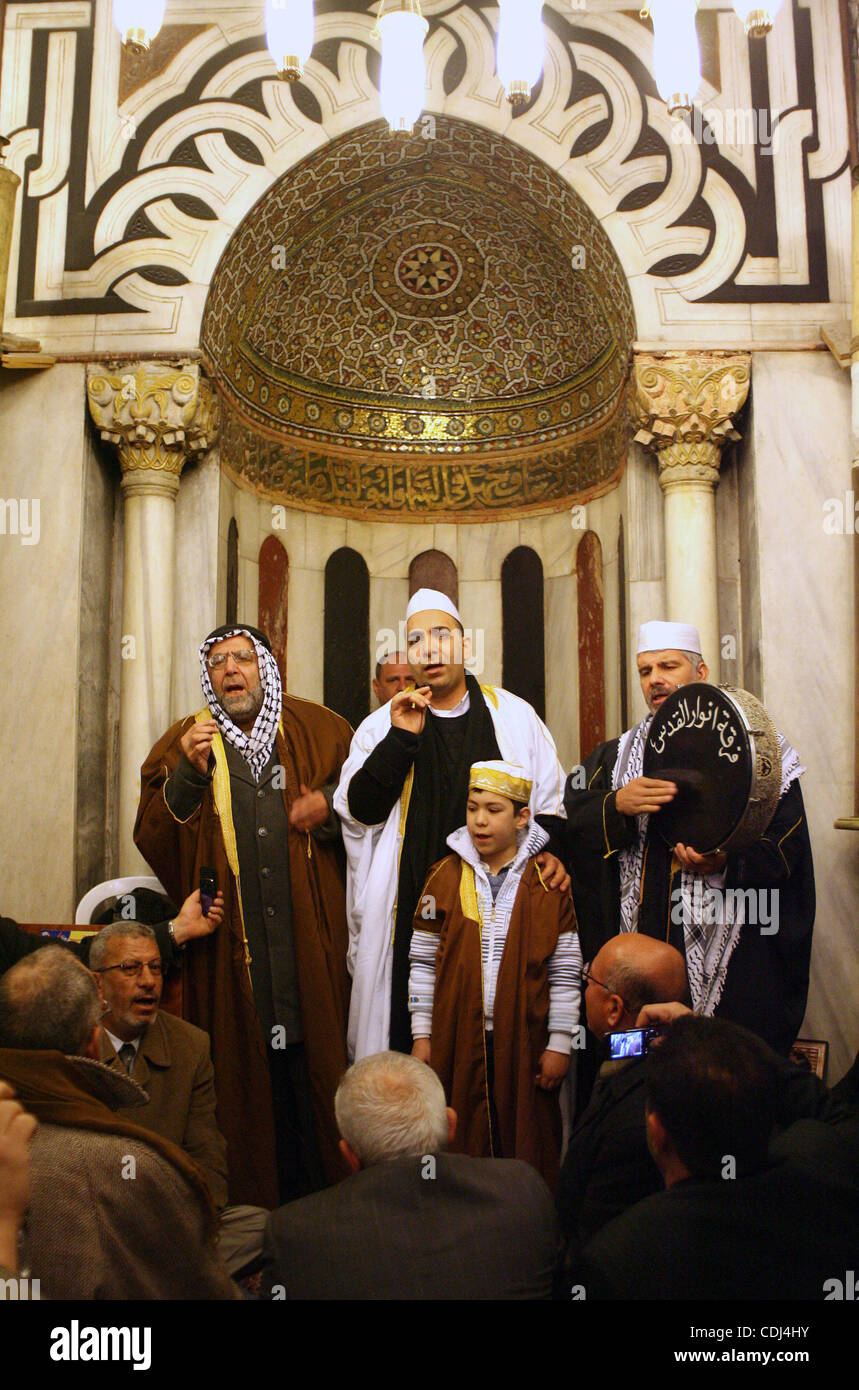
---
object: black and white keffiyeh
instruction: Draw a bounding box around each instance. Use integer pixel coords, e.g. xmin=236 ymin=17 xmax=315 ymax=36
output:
xmin=198 ymin=627 xmax=282 ymax=783
xmin=612 ymin=716 xmax=804 ymax=1016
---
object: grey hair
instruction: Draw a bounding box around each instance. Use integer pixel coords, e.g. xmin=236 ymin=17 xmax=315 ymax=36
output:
xmin=334 ymin=1051 xmax=449 ymax=1166
xmin=0 ymin=945 xmax=101 ymax=1054
xmin=89 ymin=920 xmax=158 ymax=972
xmin=680 ymin=649 xmax=706 ymax=670
xmin=603 ymin=959 xmax=692 ymax=1016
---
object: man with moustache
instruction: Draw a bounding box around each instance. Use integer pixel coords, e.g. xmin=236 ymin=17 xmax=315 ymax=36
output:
xmin=92 ymin=919 xmax=267 ymax=1276
xmin=335 ymin=589 xmax=570 ymax=1060
xmin=563 ymin=621 xmax=814 ymax=1057
xmin=135 ymin=624 xmax=352 ymax=1209
xmin=372 ymin=649 xmax=412 ymax=706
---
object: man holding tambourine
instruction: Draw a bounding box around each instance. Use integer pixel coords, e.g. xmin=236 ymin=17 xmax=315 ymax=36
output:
xmin=563 ymin=621 xmax=815 ymax=1066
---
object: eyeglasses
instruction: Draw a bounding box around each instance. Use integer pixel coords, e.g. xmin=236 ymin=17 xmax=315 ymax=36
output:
xmin=94 ymin=960 xmax=163 ymax=979
xmin=206 ymin=649 xmax=257 ymax=670
xmin=581 ymin=961 xmax=632 ymax=1012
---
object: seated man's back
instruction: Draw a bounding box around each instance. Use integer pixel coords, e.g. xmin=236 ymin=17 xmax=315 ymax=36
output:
xmin=575 ymin=1155 xmax=858 ymax=1300
xmin=26 ymin=1113 xmax=232 ymax=1300
xmin=573 ymin=1015 xmax=859 ymax=1301
xmin=264 ymin=1150 xmax=558 ymax=1300
xmin=0 ymin=946 xmax=235 ymax=1300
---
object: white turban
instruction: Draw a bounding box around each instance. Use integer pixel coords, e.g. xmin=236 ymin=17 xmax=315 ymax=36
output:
xmin=637 ymin=621 xmax=702 ymax=656
xmin=406 ymin=588 xmax=462 ymax=625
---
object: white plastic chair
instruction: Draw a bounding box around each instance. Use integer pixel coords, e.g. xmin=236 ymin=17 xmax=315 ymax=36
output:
xmin=75 ymin=876 xmax=168 ymax=925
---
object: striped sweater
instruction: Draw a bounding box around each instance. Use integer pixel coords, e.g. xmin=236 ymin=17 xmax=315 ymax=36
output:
xmin=409 ymin=820 xmax=581 ymax=1052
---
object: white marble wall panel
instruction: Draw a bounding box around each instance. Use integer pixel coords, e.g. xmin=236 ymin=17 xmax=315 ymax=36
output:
xmin=0 ymin=364 xmax=86 ymax=920
xmin=171 ymin=450 xmax=220 ymax=720
xmin=431 ymin=524 xmax=461 ymax=569
xmin=716 ymin=453 xmax=742 ymax=685
xmin=458 ymin=579 xmax=502 ymax=688
xmin=545 ymin=573 xmax=578 ymax=772
xmin=458 ymin=518 xmax=521 ymax=583
xmin=234 ymin=481 xmax=263 ymax=566
xmin=304 ymin=513 xmax=348 ymax=568
xmin=520 ymin=507 xmax=578 ymax=579
xmin=746 ymin=350 xmax=857 ymax=1082
xmin=238 ymin=554 xmax=260 ymax=638
xmin=345 ymin=518 xmax=430 ymax=579
xmin=627 ymin=579 xmax=667 ymax=721
xmin=624 ymin=442 xmax=664 ymax=582
xmin=286 ymin=565 xmax=325 ymax=703
xmin=1 ymin=1 xmax=849 ymax=353
xmin=268 ymin=504 xmax=307 ymax=570
xmin=370 ymin=575 xmax=411 ymax=699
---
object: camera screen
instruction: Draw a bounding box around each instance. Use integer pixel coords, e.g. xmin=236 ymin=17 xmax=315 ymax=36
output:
xmin=609 ymin=1029 xmax=646 ymax=1059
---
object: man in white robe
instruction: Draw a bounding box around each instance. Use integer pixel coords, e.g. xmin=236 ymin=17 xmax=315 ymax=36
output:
xmin=334 ymin=589 xmax=570 ymax=1060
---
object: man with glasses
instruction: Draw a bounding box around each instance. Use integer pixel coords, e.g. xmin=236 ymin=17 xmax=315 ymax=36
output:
xmin=92 ymin=919 xmax=265 ymax=1277
xmin=556 ymin=932 xmax=689 ymax=1252
xmin=134 ymin=624 xmax=353 ymax=1211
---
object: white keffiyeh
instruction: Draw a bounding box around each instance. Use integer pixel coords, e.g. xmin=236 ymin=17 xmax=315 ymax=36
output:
xmin=199 ymin=628 xmax=282 ymax=783
xmin=612 ymin=715 xmax=804 ymax=1015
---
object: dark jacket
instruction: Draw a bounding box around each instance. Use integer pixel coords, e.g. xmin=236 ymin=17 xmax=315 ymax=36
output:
xmin=572 ymin=1151 xmax=859 ymax=1300
xmin=563 ymin=737 xmax=815 ymax=1054
xmin=100 ymin=1009 xmax=229 ymax=1210
xmin=558 ymin=1037 xmax=844 ymax=1254
xmin=263 ymin=1151 xmax=560 ymax=1300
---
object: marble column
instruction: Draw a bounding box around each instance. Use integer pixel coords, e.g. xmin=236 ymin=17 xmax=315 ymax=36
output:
xmin=633 ymin=352 xmax=751 ymax=674
xmin=87 ymin=364 xmax=219 ymax=872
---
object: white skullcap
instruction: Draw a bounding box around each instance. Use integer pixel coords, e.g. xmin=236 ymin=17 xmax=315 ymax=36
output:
xmin=406 ymin=588 xmax=462 ymax=625
xmin=637 ymin=621 xmax=702 ymax=656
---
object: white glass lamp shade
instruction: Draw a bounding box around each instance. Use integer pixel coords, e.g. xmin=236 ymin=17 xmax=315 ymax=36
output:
xmin=650 ymin=0 xmax=701 ymax=116
xmin=377 ymin=9 xmax=429 ymax=135
xmin=732 ymin=0 xmax=785 ymax=38
xmin=113 ymin=0 xmax=167 ymax=54
xmin=266 ymin=0 xmax=315 ymax=82
xmin=497 ymin=0 xmax=544 ymax=107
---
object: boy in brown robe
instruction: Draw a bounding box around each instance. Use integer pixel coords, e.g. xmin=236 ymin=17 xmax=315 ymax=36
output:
xmin=409 ymin=761 xmax=581 ymax=1189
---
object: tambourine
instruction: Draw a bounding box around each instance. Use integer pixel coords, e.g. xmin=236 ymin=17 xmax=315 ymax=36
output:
xmin=641 ymin=683 xmax=782 ymax=854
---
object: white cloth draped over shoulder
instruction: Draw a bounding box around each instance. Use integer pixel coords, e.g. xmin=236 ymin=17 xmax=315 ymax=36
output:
xmin=333 ymin=685 xmax=568 ymax=1060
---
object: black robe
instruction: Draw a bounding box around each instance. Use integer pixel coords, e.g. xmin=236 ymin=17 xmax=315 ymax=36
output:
xmin=346 ymin=674 xmax=502 ymax=1052
xmin=563 ymin=735 xmax=815 ymax=1057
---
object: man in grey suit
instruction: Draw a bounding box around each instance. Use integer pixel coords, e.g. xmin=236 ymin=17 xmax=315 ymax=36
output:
xmin=263 ymin=1051 xmax=561 ymax=1300
xmin=92 ymin=920 xmax=267 ymax=1276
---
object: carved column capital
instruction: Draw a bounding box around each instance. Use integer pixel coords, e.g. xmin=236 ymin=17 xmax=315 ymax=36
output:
xmin=86 ymin=362 xmax=219 ymax=485
xmin=633 ymin=351 xmax=751 ymax=492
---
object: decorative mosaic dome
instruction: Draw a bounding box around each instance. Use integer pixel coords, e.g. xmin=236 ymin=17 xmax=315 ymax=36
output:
xmin=202 ymin=117 xmax=635 ymax=519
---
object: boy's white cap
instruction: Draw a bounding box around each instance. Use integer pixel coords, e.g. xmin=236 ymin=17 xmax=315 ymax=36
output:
xmin=406 ymin=588 xmax=461 ymax=625
xmin=469 ymin=760 xmax=532 ymax=805
xmin=637 ymin=621 xmax=702 ymax=656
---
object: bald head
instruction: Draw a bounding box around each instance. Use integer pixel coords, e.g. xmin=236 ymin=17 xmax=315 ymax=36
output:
xmin=585 ymin=935 xmax=689 ymax=1039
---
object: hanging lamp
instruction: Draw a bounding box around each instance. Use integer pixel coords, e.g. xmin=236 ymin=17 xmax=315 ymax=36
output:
xmin=496 ymin=0 xmax=545 ymax=108
xmin=112 ymin=0 xmax=167 ymax=55
xmin=732 ymin=1 xmax=785 ymax=39
xmin=265 ymin=0 xmax=315 ymax=82
xmin=649 ymin=0 xmax=702 ymax=116
xmin=374 ymin=0 xmax=429 ymax=135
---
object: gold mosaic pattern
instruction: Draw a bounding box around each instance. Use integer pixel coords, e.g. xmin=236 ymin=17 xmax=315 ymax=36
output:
xmin=202 ymin=118 xmax=634 ymax=513
xmin=218 ymin=389 xmax=630 ymax=522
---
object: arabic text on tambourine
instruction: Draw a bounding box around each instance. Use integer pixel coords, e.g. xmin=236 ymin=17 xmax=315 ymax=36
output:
xmin=649 ymin=694 xmax=740 ymax=764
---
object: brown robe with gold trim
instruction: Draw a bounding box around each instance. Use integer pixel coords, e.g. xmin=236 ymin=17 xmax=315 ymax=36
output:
xmin=134 ymin=696 xmax=352 ymax=1209
xmin=415 ymin=854 xmax=577 ymax=1191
